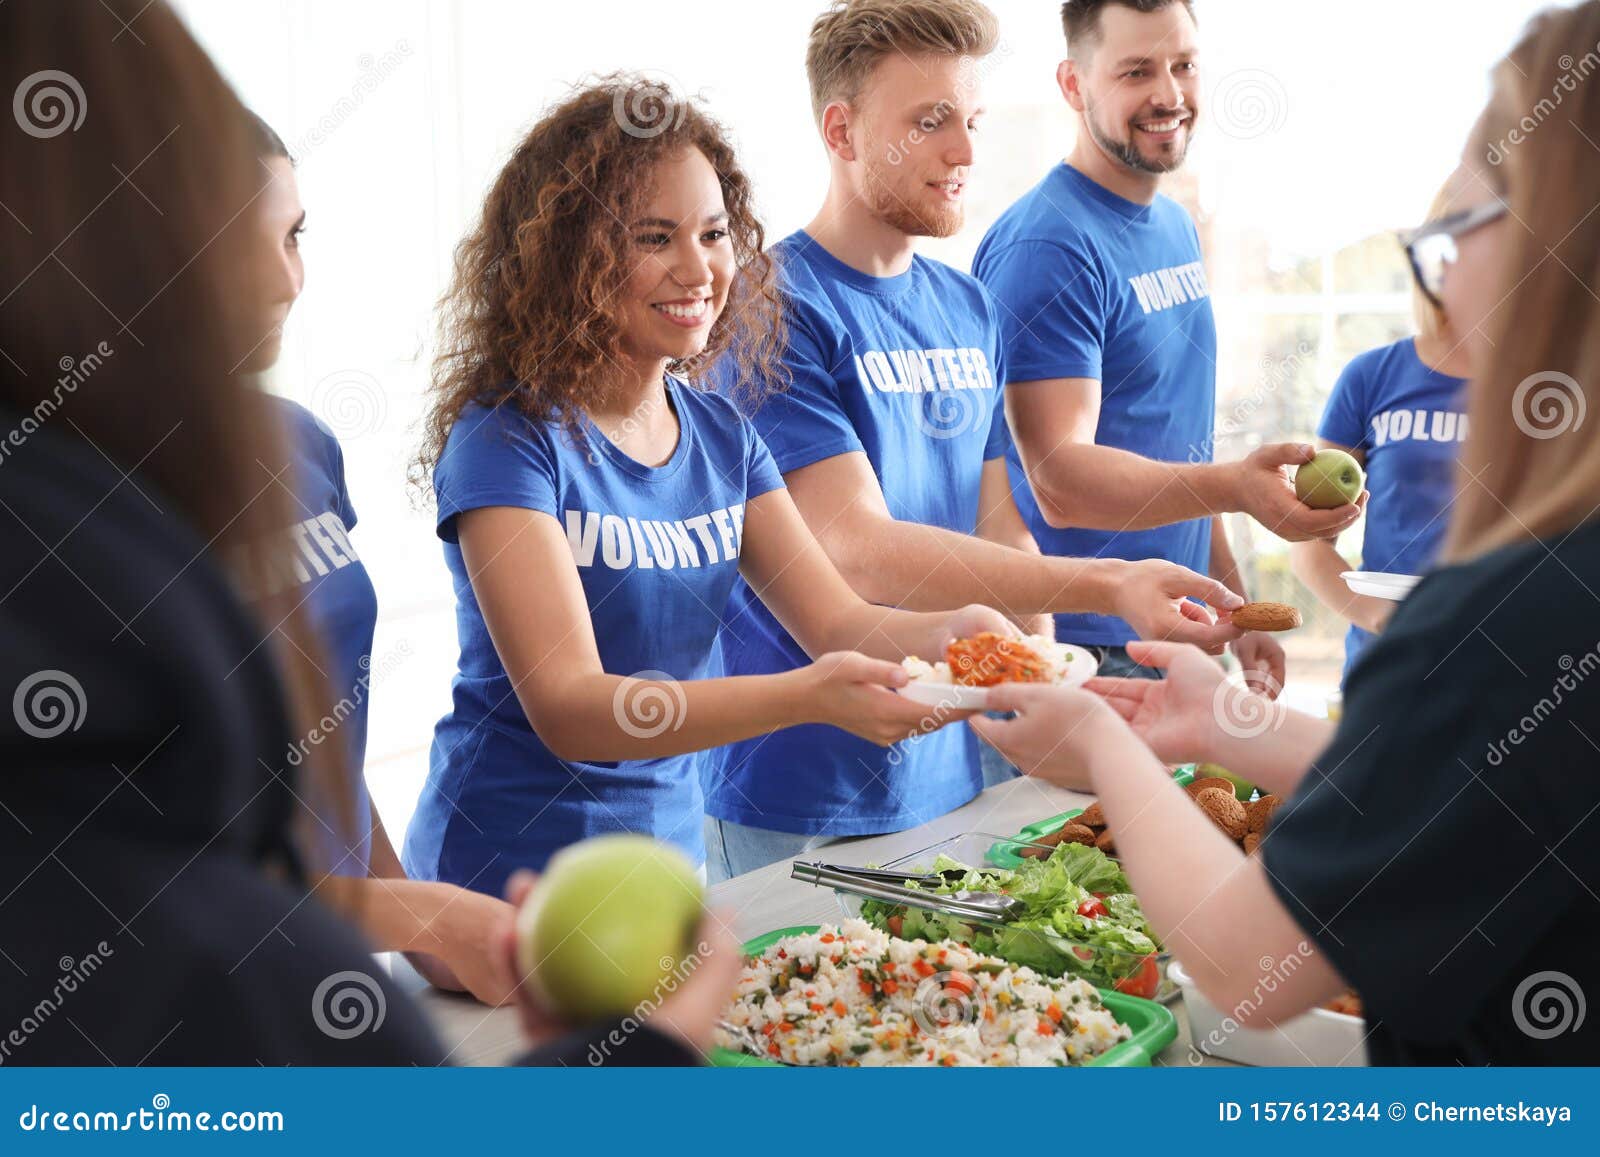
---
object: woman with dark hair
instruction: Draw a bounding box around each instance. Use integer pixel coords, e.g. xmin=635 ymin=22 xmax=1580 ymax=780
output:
xmin=231 ymin=113 xmax=517 ymax=1005
xmin=0 ymin=0 xmax=440 ymax=1064
xmin=971 ymin=1 xmax=1600 ymax=1065
xmin=403 ymin=76 xmax=1008 ymax=897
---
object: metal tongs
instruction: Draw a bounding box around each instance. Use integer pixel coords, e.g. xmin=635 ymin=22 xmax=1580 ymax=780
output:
xmin=790 ymin=860 xmax=1027 ymax=923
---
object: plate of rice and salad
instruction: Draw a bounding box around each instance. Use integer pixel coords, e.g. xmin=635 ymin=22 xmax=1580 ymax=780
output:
xmin=711 ymin=919 xmax=1176 ymax=1068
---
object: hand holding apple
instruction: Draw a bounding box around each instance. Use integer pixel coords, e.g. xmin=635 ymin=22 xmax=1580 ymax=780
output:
xmin=503 ymin=838 xmax=743 ymax=1059
xmin=1229 ymin=443 xmax=1366 ymax=542
xmin=513 ymin=835 xmax=705 ymax=1022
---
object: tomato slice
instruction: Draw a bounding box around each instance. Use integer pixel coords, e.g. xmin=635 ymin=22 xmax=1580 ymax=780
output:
xmin=1076 ymin=898 xmax=1109 ymax=920
xmin=1113 ymin=955 xmax=1161 ymax=999
xmin=886 ymin=915 xmax=904 ymax=938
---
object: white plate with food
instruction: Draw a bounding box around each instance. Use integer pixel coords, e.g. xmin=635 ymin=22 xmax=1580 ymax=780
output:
xmin=898 ymin=632 xmax=1099 ymax=710
xmin=1171 ymin=960 xmax=1368 ymax=1067
xmin=1341 ymin=571 xmax=1420 ymax=601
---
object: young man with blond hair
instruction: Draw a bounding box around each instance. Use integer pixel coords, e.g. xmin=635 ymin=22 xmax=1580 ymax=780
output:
xmin=705 ymin=0 xmax=1244 ymax=881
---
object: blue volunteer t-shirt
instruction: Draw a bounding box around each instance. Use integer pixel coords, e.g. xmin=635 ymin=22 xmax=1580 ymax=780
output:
xmin=401 ymin=378 xmax=785 ymax=896
xmin=270 ymin=398 xmax=378 ymax=877
xmin=1318 ymin=337 xmax=1467 ymax=681
xmin=974 ymin=163 xmax=1216 ymax=646
xmin=706 ymin=230 xmax=1009 ymax=837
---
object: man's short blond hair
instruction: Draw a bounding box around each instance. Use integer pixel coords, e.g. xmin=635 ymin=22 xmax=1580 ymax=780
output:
xmin=805 ymin=0 xmax=1000 ymax=122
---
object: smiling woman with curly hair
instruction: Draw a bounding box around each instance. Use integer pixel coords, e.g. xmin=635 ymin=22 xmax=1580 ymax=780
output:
xmin=415 ymin=77 xmax=784 ymax=463
xmin=403 ymin=75 xmax=1013 ymax=896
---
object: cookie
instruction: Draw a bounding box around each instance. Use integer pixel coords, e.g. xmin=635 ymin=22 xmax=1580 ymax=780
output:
xmin=1058 ymin=822 xmax=1097 ymax=847
xmin=1245 ymin=793 xmax=1282 ymax=835
xmin=1194 ymin=786 xmax=1249 ymax=840
xmin=1229 ymin=601 xmax=1303 ymax=632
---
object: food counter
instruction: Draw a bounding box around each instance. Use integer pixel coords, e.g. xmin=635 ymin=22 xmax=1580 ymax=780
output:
xmin=404 ymin=775 xmax=1256 ymax=1067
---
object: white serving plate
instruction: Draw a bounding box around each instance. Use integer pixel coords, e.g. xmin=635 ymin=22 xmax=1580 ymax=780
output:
xmin=898 ymin=643 xmax=1099 ymax=710
xmin=1341 ymin=571 xmax=1420 ymax=601
xmin=1171 ymin=960 xmax=1368 ymax=1067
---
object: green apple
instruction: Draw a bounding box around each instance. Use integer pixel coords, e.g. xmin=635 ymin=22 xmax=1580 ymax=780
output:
xmin=1197 ymin=762 xmax=1257 ymax=802
xmin=515 ymin=834 xmax=704 ymax=1021
xmin=1294 ymin=448 xmax=1364 ymax=509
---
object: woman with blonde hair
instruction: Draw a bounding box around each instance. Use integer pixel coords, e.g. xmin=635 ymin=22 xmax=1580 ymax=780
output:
xmin=1290 ymin=182 xmax=1476 ymax=683
xmin=971 ymin=1 xmax=1600 ymax=1064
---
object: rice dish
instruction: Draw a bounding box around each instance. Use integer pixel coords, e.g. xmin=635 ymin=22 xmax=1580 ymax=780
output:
xmin=715 ymin=919 xmax=1130 ymax=1067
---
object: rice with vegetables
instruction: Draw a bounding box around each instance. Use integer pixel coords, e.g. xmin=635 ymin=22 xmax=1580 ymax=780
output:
xmin=716 ymin=919 xmax=1130 ymax=1067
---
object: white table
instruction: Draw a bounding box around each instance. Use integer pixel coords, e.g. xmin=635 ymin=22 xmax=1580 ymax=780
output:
xmin=406 ymin=774 xmax=1229 ymax=1066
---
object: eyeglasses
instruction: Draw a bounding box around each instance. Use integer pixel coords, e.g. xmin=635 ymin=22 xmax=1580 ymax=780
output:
xmin=1398 ymin=200 xmax=1509 ymax=308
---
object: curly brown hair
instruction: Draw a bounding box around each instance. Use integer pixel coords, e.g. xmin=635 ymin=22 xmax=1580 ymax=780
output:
xmin=415 ymin=74 xmax=787 ymax=489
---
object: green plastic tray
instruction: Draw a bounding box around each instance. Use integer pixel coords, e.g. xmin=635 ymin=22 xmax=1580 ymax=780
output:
xmin=710 ymin=925 xmax=1177 ymax=1068
xmin=986 ymin=765 xmax=1195 ymax=870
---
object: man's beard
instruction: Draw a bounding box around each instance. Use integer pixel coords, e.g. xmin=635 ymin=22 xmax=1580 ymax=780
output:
xmin=860 ymin=144 xmax=964 ymax=238
xmin=1085 ymin=101 xmax=1191 ymax=175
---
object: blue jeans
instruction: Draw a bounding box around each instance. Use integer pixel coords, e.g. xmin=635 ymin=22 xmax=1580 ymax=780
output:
xmin=978 ymin=713 xmax=1022 ymax=786
xmin=1092 ymin=644 xmax=1166 ymax=681
xmin=703 ymin=816 xmax=863 ymax=884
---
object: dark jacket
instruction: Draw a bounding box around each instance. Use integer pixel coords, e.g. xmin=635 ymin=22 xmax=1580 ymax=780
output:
xmin=0 ymin=410 xmax=696 ymax=1067
xmin=0 ymin=410 xmax=445 ymax=1064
